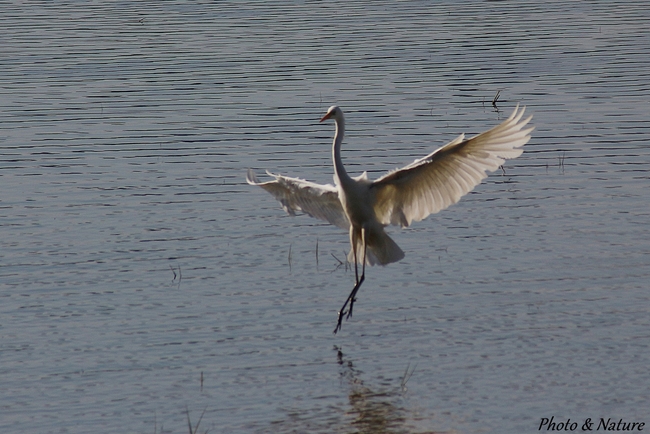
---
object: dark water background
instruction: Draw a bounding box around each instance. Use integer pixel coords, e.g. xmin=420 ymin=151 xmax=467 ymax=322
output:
xmin=1 ymin=1 xmax=649 ymax=433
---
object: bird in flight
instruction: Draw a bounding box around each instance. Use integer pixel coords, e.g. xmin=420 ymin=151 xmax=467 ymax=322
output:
xmin=247 ymin=105 xmax=533 ymax=333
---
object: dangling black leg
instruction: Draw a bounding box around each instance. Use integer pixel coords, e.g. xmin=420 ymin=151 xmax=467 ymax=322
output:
xmin=334 ymin=236 xmax=358 ymax=334
xmin=334 ymin=227 xmax=367 ymax=334
xmin=334 ymin=274 xmax=365 ymax=334
xmin=346 ymin=227 xmax=367 ymax=319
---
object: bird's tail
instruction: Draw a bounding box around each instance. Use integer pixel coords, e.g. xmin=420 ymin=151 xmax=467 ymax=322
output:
xmin=348 ymin=226 xmax=405 ymax=266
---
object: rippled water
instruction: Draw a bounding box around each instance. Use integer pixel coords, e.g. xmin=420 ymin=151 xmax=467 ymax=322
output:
xmin=1 ymin=2 xmax=649 ymax=433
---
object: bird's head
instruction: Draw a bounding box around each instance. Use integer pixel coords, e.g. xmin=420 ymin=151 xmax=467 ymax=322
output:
xmin=320 ymin=105 xmax=341 ymax=123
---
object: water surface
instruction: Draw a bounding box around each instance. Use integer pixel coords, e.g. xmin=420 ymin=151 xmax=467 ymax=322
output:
xmin=1 ymin=1 xmax=649 ymax=433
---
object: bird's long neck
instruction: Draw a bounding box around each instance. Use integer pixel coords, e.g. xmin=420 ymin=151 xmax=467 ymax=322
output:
xmin=332 ymin=115 xmax=352 ymax=185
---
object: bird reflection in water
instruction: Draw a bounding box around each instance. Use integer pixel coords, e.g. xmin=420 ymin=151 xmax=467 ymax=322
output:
xmin=268 ymin=347 xmax=451 ymax=433
xmin=335 ymin=346 xmax=450 ymax=434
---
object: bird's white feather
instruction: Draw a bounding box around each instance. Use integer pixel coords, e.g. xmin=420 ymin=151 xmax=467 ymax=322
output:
xmin=246 ymin=169 xmax=350 ymax=230
xmin=371 ymin=105 xmax=534 ymax=227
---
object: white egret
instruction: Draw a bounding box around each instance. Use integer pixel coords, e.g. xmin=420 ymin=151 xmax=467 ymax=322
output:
xmin=247 ymin=105 xmax=533 ymax=333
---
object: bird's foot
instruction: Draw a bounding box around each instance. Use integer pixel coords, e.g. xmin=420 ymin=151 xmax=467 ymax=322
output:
xmin=346 ymin=297 xmax=357 ymax=320
xmin=334 ymin=310 xmax=346 ymax=334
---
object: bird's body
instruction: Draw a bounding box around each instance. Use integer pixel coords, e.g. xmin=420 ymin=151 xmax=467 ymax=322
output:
xmin=247 ymin=105 xmax=533 ymax=333
xmin=339 ymin=179 xmax=405 ymax=267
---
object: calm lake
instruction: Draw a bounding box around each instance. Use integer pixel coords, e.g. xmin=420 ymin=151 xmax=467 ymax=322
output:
xmin=1 ymin=1 xmax=649 ymax=433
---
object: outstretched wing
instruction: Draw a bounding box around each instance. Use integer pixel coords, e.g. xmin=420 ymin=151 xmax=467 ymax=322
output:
xmin=371 ymin=105 xmax=533 ymax=227
xmin=246 ymin=169 xmax=350 ymax=230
